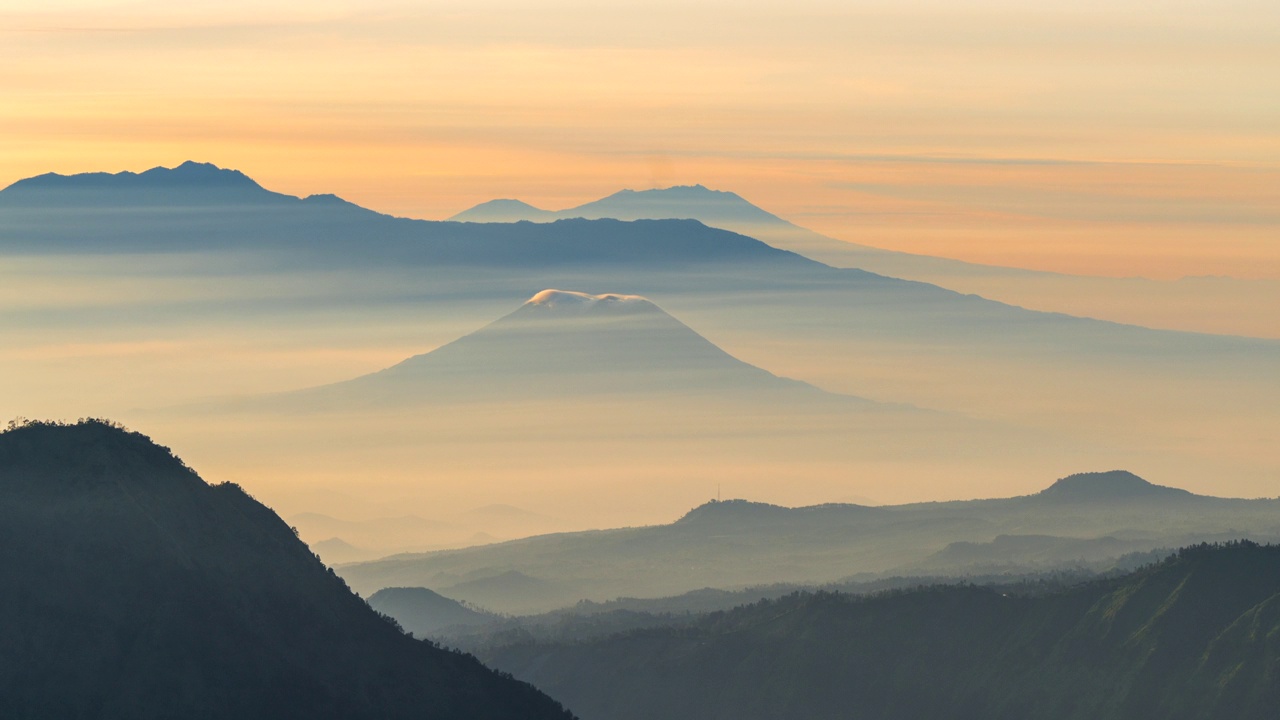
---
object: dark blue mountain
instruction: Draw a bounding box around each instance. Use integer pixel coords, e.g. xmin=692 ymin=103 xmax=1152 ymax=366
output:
xmin=0 ymin=160 xmax=298 ymax=207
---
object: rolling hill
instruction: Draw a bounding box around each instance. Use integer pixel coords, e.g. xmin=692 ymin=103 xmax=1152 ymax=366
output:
xmin=479 ymin=541 xmax=1280 ymax=720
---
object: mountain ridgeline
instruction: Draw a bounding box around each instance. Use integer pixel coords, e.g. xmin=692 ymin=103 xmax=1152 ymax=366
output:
xmin=0 ymin=164 xmax=812 ymax=271
xmin=338 ymin=471 xmax=1280 ymax=615
xmin=451 ymin=183 xmax=1280 ymax=340
xmin=481 ymin=542 xmax=1280 ymax=720
xmin=0 ymin=420 xmax=572 ymax=720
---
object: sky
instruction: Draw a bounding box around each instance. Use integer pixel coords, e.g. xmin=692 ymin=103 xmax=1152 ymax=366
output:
xmin=2 ymin=0 xmax=1278 ymax=278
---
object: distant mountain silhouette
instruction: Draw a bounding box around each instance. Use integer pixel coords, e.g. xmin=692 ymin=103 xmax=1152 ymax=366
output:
xmin=673 ymin=498 xmax=874 ymax=530
xmin=459 ymin=199 xmax=557 ymax=222
xmin=309 ymin=536 xmax=373 ymax=564
xmin=287 ymin=512 xmax=489 ymax=562
xmin=438 ymin=571 xmax=574 ymax=614
xmin=8 ymin=161 xmax=1277 ymax=499
xmin=275 ymin=289 xmax=863 ymax=406
xmin=451 ymin=184 xmax=1280 ymax=340
xmin=0 ymin=161 xmax=300 ymax=207
xmin=0 ymin=163 xmax=819 ymax=270
xmin=450 ymin=184 xmax=996 ymax=275
xmin=481 ymin=542 xmax=1280 ymax=720
xmin=1035 ymin=469 xmax=1195 ymax=502
xmin=455 ymin=185 xmax=784 ymax=226
xmin=0 ymin=420 xmax=572 ymax=720
xmin=367 ymin=587 xmax=498 ymax=637
xmin=8 ymin=161 xmax=1273 ymax=364
xmin=339 ymin=471 xmax=1280 ymax=615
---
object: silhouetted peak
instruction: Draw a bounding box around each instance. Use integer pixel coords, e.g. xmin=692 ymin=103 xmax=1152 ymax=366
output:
xmin=302 ymin=192 xmax=352 ymax=205
xmin=675 ymin=499 xmax=790 ymax=524
xmin=8 ymin=161 xmax=256 ymax=190
xmin=1036 ymin=470 xmax=1194 ymax=502
xmin=0 ymin=161 xmax=292 ymax=206
xmin=609 ymin=184 xmax=718 ymax=197
xmin=0 ymin=419 xmax=201 ymax=493
xmin=451 ymin=198 xmax=556 ymax=222
xmin=449 ymin=183 xmax=788 ymax=225
xmin=586 ymin=185 xmax=779 ymax=219
xmin=475 ymin=198 xmax=545 ymax=211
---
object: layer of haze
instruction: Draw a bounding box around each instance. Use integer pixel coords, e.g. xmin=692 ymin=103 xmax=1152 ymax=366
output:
xmin=3 ymin=0 xmax=1277 ymax=278
xmin=2 ymin=249 xmax=1276 ymax=537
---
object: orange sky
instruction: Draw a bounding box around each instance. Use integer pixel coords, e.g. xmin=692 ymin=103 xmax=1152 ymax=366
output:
xmin=2 ymin=0 xmax=1277 ymax=278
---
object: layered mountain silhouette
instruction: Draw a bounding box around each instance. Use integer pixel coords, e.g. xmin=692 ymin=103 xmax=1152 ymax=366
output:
xmin=272 ymin=289 xmax=864 ymax=407
xmin=451 ymin=184 xmax=994 ymax=275
xmin=0 ymin=161 xmax=301 ymax=208
xmin=338 ymin=471 xmax=1280 ymax=614
xmin=7 ymin=161 xmax=1273 ymax=358
xmin=367 ymin=587 xmax=498 ymax=637
xmin=452 ymin=184 xmax=1280 ymax=339
xmin=6 ymin=162 xmax=1278 ymax=502
xmin=1035 ymin=469 xmax=1196 ymax=503
xmin=0 ymin=163 xmax=815 ymax=270
xmin=454 ymin=185 xmax=786 ymax=227
xmin=479 ymin=542 xmax=1280 ymax=720
xmin=0 ymin=419 xmax=573 ymax=720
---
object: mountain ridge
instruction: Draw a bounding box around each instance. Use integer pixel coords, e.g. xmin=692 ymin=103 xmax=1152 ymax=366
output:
xmin=1036 ymin=469 xmax=1194 ymax=502
xmin=337 ymin=470 xmax=1280 ymax=614
xmin=0 ymin=161 xmax=301 ymax=207
xmin=478 ymin=542 xmax=1280 ymax=720
xmin=450 ymin=183 xmax=1280 ymax=339
xmin=0 ymin=419 xmax=574 ymax=720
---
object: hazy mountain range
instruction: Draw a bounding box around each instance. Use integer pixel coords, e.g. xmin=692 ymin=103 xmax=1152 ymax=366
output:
xmin=4 ymin=162 xmax=1278 ymax=526
xmin=4 ymin=161 xmax=1278 ymax=719
xmin=337 ymin=471 xmax=1280 ymax=615
xmin=478 ymin=541 xmax=1280 ymax=720
xmin=453 ymin=184 xmax=1280 ymax=339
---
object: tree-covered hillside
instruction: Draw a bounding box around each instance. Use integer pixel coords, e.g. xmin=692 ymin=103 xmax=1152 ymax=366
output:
xmin=483 ymin=542 xmax=1280 ymax=720
xmin=0 ymin=420 xmax=573 ymax=720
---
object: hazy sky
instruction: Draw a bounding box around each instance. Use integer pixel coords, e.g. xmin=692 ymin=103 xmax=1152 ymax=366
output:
xmin=2 ymin=0 xmax=1277 ymax=277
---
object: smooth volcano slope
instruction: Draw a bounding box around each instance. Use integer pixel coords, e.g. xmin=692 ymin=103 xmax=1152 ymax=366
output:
xmin=336 ymin=471 xmax=1280 ymax=615
xmin=278 ymin=289 xmax=863 ymax=407
xmin=0 ymin=420 xmax=573 ymax=720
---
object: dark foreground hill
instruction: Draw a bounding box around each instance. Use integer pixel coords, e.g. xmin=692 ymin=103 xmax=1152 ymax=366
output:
xmin=483 ymin=542 xmax=1280 ymax=720
xmin=0 ymin=420 xmax=573 ymax=720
